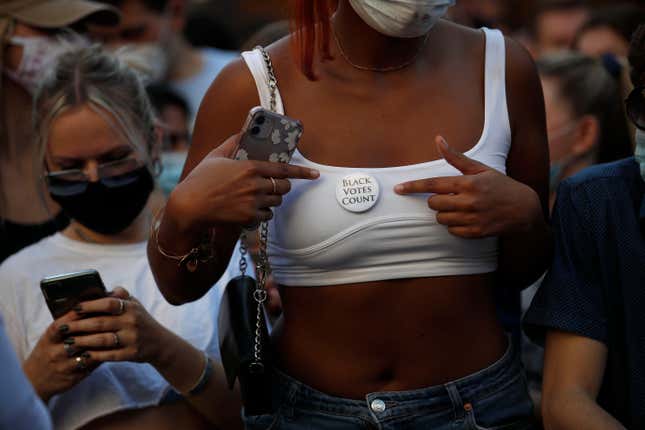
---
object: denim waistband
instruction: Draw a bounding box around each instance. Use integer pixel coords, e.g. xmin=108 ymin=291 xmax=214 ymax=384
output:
xmin=271 ymin=336 xmax=522 ymax=422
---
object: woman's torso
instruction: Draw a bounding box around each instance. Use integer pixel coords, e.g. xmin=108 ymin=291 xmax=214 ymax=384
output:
xmin=237 ymin=21 xmax=514 ymax=398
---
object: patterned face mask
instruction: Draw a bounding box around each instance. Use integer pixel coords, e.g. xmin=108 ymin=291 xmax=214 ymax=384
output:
xmin=348 ymin=0 xmax=456 ymax=38
xmin=4 ymin=36 xmax=66 ymax=94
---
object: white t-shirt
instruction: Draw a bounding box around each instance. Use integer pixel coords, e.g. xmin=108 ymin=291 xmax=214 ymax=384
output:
xmin=0 ymin=233 xmax=248 ymax=430
xmin=170 ymin=47 xmax=238 ymax=119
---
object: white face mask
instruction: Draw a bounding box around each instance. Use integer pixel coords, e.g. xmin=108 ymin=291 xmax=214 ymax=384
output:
xmin=348 ymin=0 xmax=456 ymax=38
xmin=4 ymin=36 xmax=67 ymax=94
xmin=113 ymin=43 xmax=170 ymax=84
xmin=635 ymin=129 xmax=645 ymax=182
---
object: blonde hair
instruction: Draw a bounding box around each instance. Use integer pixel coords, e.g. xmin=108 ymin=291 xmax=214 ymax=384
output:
xmin=33 ymin=44 xmax=157 ymax=174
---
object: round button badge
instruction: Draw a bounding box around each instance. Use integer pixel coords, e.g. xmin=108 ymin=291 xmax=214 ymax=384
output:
xmin=336 ymin=172 xmax=380 ymax=213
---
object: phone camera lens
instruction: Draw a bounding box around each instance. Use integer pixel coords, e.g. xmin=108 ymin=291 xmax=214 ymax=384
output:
xmin=251 ymin=126 xmax=261 ymax=135
xmin=255 ymin=116 xmax=266 ymax=125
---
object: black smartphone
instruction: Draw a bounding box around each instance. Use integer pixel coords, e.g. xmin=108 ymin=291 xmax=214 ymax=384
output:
xmin=235 ymin=107 xmax=303 ymax=163
xmin=40 ymin=270 xmax=107 ymax=319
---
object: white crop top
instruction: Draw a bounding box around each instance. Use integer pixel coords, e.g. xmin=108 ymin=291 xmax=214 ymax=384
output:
xmin=241 ymin=28 xmax=511 ymax=287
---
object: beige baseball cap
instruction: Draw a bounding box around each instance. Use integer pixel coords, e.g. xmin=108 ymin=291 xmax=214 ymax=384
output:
xmin=0 ymin=0 xmax=120 ymax=29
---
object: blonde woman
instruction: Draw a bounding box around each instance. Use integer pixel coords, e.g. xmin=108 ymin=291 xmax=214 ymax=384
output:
xmin=0 ymin=46 xmax=242 ymax=430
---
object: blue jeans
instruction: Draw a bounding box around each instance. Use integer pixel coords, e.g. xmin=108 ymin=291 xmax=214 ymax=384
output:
xmin=243 ymin=339 xmax=535 ymax=429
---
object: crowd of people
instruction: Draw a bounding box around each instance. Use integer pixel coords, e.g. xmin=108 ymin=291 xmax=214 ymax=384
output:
xmin=0 ymin=0 xmax=643 ymax=429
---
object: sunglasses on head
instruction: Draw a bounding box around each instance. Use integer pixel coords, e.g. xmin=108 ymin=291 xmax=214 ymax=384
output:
xmin=626 ymin=85 xmax=645 ymax=131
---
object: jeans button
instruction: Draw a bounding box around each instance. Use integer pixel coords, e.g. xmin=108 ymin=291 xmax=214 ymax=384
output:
xmin=370 ymin=399 xmax=386 ymax=413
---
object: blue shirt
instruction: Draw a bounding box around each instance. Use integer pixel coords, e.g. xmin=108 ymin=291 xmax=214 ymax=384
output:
xmin=524 ymin=157 xmax=645 ymax=429
xmin=0 ymin=314 xmax=52 ymax=430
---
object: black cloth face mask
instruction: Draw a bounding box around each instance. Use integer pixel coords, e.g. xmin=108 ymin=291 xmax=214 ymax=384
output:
xmin=47 ymin=166 xmax=154 ymax=235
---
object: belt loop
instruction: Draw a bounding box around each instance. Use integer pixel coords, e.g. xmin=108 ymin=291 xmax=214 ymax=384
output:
xmin=445 ymin=382 xmax=465 ymax=422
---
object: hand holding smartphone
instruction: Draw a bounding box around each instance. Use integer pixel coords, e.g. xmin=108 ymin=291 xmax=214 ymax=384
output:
xmin=235 ymin=107 xmax=303 ymax=163
xmin=40 ymin=270 xmax=107 ymax=319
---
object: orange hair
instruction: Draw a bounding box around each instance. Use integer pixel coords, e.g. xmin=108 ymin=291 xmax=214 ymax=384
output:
xmin=291 ymin=0 xmax=336 ymax=80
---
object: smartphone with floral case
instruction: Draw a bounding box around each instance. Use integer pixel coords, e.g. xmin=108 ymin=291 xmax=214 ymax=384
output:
xmin=235 ymin=107 xmax=303 ymax=163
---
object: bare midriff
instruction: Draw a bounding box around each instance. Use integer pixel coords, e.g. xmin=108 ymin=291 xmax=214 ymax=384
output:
xmin=80 ymin=400 xmax=214 ymax=430
xmin=273 ymin=273 xmax=507 ymax=400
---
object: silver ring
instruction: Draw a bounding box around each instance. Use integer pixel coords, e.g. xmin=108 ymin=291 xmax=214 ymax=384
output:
xmin=112 ymin=332 xmax=121 ymax=347
xmin=75 ymin=355 xmax=87 ymax=371
xmin=64 ymin=343 xmax=74 ymax=357
xmin=117 ymin=299 xmax=126 ymax=315
xmin=269 ymin=177 xmax=277 ymax=194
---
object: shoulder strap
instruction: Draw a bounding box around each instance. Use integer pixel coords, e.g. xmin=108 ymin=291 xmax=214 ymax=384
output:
xmin=240 ymin=48 xmax=285 ymax=115
xmin=481 ymin=27 xmax=511 ymax=148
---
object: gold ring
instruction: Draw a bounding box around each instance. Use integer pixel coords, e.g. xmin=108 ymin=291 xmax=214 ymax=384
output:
xmin=269 ymin=177 xmax=277 ymax=194
xmin=117 ymin=299 xmax=126 ymax=315
xmin=75 ymin=355 xmax=87 ymax=371
xmin=113 ymin=332 xmax=121 ymax=347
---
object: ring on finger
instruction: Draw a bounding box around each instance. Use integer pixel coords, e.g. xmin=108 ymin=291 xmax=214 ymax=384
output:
xmin=75 ymin=355 xmax=87 ymax=371
xmin=112 ymin=332 xmax=121 ymax=347
xmin=269 ymin=177 xmax=277 ymax=194
xmin=117 ymin=299 xmax=126 ymax=315
xmin=64 ymin=343 xmax=75 ymax=357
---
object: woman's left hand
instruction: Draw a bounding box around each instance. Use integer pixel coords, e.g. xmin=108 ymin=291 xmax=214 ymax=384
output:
xmin=61 ymin=287 xmax=166 ymax=366
xmin=395 ymin=136 xmax=543 ymax=239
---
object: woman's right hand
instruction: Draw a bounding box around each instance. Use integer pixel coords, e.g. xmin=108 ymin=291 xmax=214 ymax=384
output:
xmin=23 ymin=310 xmax=93 ymax=402
xmin=167 ymin=135 xmax=320 ymax=232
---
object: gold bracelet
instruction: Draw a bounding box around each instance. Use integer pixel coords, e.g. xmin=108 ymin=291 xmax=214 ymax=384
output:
xmin=151 ymin=208 xmax=216 ymax=272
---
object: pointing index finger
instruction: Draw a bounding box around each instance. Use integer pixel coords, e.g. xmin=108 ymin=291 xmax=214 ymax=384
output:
xmin=254 ymin=161 xmax=320 ymax=180
xmin=394 ymin=176 xmax=465 ymax=195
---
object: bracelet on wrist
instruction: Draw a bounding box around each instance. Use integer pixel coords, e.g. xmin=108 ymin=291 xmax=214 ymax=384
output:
xmin=182 ymin=351 xmax=214 ymax=396
xmin=151 ymin=208 xmax=216 ymax=272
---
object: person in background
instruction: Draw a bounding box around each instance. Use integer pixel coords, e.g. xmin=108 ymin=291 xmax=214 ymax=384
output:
xmin=529 ymin=0 xmax=589 ymax=57
xmin=574 ymin=3 xmax=645 ymax=59
xmin=524 ymin=24 xmax=645 ymax=430
xmin=146 ymin=83 xmax=190 ymax=196
xmin=0 ymin=313 xmax=52 ymax=430
xmin=538 ymin=51 xmax=633 ymax=208
xmin=521 ymin=50 xmax=632 ymax=417
xmin=0 ymin=0 xmax=119 ymax=264
xmin=0 ymin=46 xmax=242 ymax=430
xmin=447 ymin=0 xmax=507 ymax=32
xmin=240 ymin=20 xmax=290 ymax=52
xmin=87 ymin=0 xmax=237 ymax=119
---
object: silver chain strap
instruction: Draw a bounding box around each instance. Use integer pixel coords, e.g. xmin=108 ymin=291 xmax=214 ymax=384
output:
xmin=241 ymin=46 xmax=278 ymax=372
xmin=259 ymin=46 xmax=277 ymax=113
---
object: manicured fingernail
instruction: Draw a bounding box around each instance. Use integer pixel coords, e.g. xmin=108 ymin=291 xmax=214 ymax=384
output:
xmin=439 ymin=138 xmax=449 ymax=150
xmin=394 ymin=185 xmax=404 ymax=193
xmin=310 ymin=169 xmax=320 ymax=178
xmin=73 ymin=304 xmax=83 ymax=312
xmin=59 ymin=325 xmax=69 ymax=334
xmin=64 ymin=337 xmax=75 ymax=345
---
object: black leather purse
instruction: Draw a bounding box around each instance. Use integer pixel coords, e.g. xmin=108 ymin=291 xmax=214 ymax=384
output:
xmin=218 ymin=232 xmax=272 ymax=415
xmin=217 ymin=46 xmax=278 ymax=416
